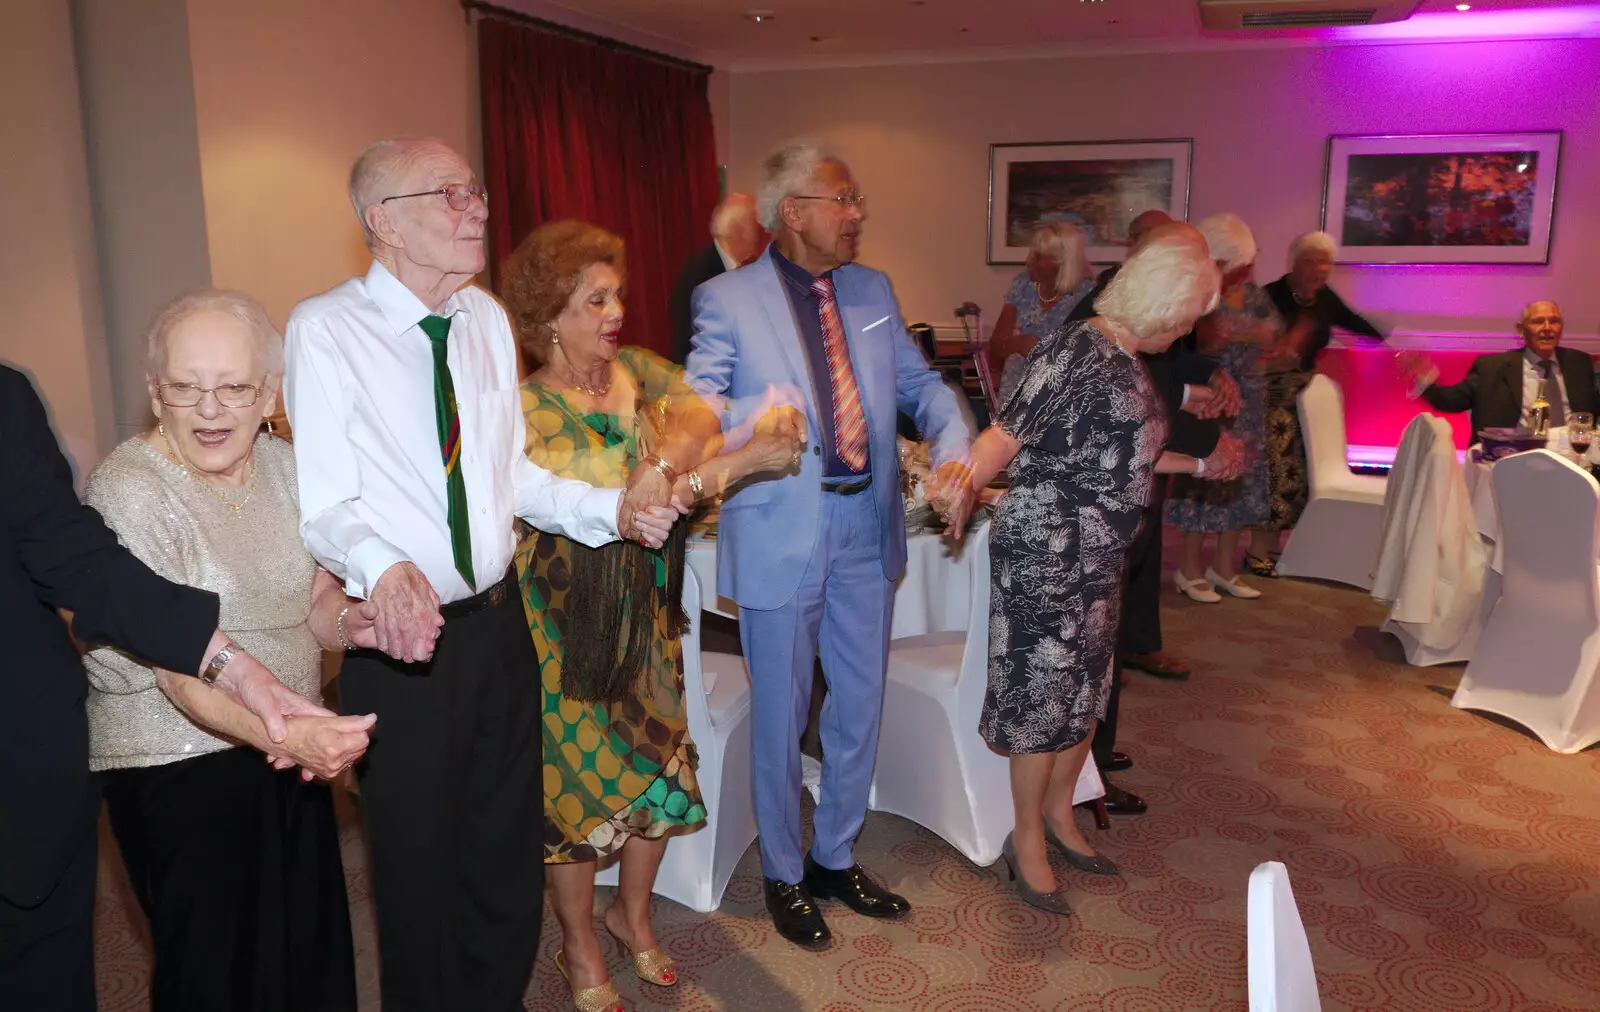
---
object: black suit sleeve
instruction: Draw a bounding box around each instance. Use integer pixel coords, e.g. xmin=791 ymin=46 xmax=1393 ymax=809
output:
xmin=1420 ymin=358 xmax=1485 ymax=415
xmin=1145 ymin=352 xmax=1221 ymax=458
xmin=1327 ymin=288 xmax=1385 ymax=341
xmin=2 ymin=368 xmax=218 ymax=674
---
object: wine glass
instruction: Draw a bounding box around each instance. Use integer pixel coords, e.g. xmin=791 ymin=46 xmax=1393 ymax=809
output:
xmin=1570 ymin=412 xmax=1594 ymax=465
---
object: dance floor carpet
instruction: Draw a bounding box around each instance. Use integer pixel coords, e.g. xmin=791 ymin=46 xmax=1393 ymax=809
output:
xmin=94 ymin=567 xmax=1600 ymax=1011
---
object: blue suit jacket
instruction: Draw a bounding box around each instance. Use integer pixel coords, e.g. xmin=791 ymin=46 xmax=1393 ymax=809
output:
xmin=686 ymin=248 xmax=972 ymax=611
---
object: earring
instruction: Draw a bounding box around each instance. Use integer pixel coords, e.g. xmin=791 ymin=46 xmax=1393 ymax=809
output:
xmin=266 ymin=418 xmax=275 ymax=436
xmin=158 ymin=421 xmax=166 ymax=440
xmin=549 ymin=323 xmax=560 ymax=346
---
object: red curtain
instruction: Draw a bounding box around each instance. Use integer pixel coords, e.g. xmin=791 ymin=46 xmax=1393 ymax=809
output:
xmin=478 ymin=16 xmax=719 ymax=358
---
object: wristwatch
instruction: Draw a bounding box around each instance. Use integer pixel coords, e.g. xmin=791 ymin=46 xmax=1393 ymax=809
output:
xmin=200 ymin=642 xmax=237 ymax=685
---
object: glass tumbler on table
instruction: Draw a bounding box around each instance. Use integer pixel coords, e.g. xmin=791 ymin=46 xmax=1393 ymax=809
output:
xmin=1569 ymin=412 xmax=1594 ymax=465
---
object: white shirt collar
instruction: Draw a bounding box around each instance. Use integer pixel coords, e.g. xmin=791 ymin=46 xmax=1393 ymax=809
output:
xmin=713 ymin=240 xmax=739 ymax=273
xmin=363 ymin=260 xmax=472 ymax=335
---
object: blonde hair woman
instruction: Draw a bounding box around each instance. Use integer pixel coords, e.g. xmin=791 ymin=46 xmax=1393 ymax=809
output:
xmin=988 ymin=222 xmax=1095 ymax=405
xmin=959 ymin=227 xmax=1220 ymax=915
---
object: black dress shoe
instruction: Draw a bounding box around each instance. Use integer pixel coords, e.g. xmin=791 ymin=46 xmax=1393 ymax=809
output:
xmin=803 ymin=857 xmax=911 ymax=919
xmin=764 ymin=878 xmax=831 ymax=946
xmin=1102 ymin=751 xmax=1134 ymax=773
xmin=1102 ymin=782 xmax=1148 ymax=815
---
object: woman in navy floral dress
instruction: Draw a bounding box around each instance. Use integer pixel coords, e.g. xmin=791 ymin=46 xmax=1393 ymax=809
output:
xmin=953 ymin=228 xmax=1222 ymax=915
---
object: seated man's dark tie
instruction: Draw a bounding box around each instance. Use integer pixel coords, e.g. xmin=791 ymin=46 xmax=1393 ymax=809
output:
xmin=1539 ymin=359 xmax=1567 ymax=428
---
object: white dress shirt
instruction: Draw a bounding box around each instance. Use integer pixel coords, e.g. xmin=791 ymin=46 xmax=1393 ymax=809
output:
xmin=1520 ymin=350 xmax=1571 ymax=426
xmin=284 ymin=261 xmax=622 ymax=603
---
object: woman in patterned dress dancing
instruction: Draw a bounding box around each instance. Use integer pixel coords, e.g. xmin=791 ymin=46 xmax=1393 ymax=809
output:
xmin=948 ymin=226 xmax=1222 ymax=914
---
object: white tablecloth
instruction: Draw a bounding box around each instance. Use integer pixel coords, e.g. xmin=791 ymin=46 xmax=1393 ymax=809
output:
xmin=1464 ymin=435 xmax=1593 ymax=571
xmin=686 ymin=531 xmax=976 ymax=638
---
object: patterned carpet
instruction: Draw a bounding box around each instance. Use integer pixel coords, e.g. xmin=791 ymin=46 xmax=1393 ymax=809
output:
xmin=93 ymin=558 xmax=1600 ymax=1011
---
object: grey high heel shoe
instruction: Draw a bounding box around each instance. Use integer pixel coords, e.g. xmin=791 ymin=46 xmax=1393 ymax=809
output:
xmin=999 ymin=833 xmax=1073 ymax=916
xmin=1044 ymin=822 xmax=1121 ymax=876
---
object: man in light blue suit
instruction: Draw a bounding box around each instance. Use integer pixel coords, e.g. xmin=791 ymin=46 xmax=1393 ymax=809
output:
xmin=685 ymin=141 xmax=973 ymax=946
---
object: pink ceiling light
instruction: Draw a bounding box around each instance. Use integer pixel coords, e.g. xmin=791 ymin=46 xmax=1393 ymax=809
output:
xmin=1330 ymin=3 xmax=1600 ymax=41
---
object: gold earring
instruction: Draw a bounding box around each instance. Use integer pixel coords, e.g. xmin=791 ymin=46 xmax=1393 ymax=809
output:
xmin=549 ymin=323 xmax=560 ymax=345
xmin=158 ymin=421 xmax=166 ymax=440
xmin=266 ymin=418 xmax=275 ymax=435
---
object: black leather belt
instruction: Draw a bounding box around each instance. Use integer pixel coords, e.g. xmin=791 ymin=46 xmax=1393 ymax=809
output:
xmin=440 ymin=568 xmax=515 ymax=620
xmin=821 ymin=475 xmax=873 ymax=496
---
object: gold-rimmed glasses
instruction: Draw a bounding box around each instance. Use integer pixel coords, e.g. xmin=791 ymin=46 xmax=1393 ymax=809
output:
xmin=157 ymin=382 xmax=264 ymax=409
xmin=380 ymin=183 xmax=489 ymax=211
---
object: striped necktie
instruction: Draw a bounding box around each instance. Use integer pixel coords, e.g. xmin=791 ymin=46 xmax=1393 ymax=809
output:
xmin=419 ymin=314 xmax=476 ymax=589
xmin=1538 ymin=359 xmax=1566 ymax=428
xmin=810 ymin=276 xmax=867 ymax=472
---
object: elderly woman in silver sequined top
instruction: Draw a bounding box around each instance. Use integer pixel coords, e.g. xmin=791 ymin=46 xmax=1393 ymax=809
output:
xmin=82 ymin=289 xmax=376 ymax=1012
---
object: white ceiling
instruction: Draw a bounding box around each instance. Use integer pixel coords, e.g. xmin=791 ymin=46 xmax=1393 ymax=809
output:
xmin=518 ymin=0 xmax=1600 ymax=69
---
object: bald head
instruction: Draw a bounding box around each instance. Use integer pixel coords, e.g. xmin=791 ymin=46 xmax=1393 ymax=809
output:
xmin=1518 ymin=300 xmax=1564 ymax=359
xmin=710 ymin=192 xmax=767 ymax=266
xmin=1127 ymin=209 xmax=1175 ymax=248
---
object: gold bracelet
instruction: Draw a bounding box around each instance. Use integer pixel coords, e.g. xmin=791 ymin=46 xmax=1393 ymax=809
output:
xmin=644 ymin=454 xmax=677 ymax=484
xmin=686 ymin=469 xmax=704 ymax=501
xmin=335 ymin=606 xmax=351 ymax=651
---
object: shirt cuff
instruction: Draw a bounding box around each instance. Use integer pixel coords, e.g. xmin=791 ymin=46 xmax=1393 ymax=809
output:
xmin=570 ymin=487 xmax=625 ymax=548
xmin=344 ymin=537 xmax=413 ymax=599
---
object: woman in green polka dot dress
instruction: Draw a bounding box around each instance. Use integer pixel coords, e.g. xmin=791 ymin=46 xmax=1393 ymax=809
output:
xmin=501 ymin=221 xmax=802 ymax=1012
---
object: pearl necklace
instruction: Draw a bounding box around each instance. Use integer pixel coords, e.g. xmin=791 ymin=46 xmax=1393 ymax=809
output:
xmin=160 ymin=424 xmax=256 ymax=514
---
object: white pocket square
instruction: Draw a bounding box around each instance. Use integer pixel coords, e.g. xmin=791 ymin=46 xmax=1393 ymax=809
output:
xmin=862 ymin=314 xmax=892 ymax=332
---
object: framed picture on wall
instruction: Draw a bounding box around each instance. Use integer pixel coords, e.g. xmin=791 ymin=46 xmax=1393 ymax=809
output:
xmin=987 ymin=139 xmax=1193 ymax=265
xmin=1321 ymin=132 xmax=1563 ymax=265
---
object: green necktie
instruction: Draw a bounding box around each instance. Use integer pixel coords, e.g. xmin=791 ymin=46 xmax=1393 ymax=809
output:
xmin=418 ymin=314 xmax=476 ymax=590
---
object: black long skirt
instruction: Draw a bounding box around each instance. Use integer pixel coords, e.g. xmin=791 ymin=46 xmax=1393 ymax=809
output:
xmin=101 ymin=746 xmax=357 ymax=1012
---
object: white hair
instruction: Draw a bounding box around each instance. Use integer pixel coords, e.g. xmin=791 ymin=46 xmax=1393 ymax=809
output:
xmin=756 ymin=140 xmax=837 ymax=233
xmin=348 ymin=136 xmax=451 ymax=249
xmin=1289 ymin=230 xmax=1338 ymax=266
xmin=710 ymin=193 xmax=759 ymax=239
xmin=1095 ymin=236 xmax=1221 ymax=340
xmin=1030 ymin=223 xmax=1091 ymax=292
xmin=1197 ymin=213 xmax=1257 ymax=274
xmin=145 ymin=288 xmax=284 ymax=380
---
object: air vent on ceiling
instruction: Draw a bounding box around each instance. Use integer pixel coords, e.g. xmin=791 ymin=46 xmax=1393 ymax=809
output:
xmin=1198 ymin=0 xmax=1420 ymax=30
xmin=1243 ymin=8 xmax=1377 ymax=27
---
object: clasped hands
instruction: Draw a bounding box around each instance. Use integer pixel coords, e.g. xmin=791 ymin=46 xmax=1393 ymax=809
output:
xmin=1185 ymin=370 xmax=1242 ymax=420
xmin=923 ymin=461 xmax=979 ymax=543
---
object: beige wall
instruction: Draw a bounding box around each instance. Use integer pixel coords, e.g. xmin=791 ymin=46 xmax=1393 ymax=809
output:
xmin=184 ymin=0 xmax=479 ymax=326
xmin=729 ymin=39 xmax=1600 ymax=339
xmin=1 ymin=0 xmax=114 ymax=475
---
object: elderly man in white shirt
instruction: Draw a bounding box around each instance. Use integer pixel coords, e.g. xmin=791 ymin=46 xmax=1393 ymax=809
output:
xmin=284 ymin=137 xmax=677 ymax=1012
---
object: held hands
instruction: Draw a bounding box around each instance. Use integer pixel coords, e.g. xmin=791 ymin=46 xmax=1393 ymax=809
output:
xmin=339 ymin=599 xmax=382 ymax=650
xmin=265 ymin=713 xmax=376 ymax=782
xmin=925 ymin=461 xmax=978 ymax=543
xmin=749 ymin=405 xmax=808 ymax=473
xmin=369 ymin=562 xmax=444 ymax=664
xmin=620 ymin=463 xmax=683 ymax=548
xmin=1199 ymin=432 xmax=1248 ymax=482
xmin=1188 ymin=371 xmax=1242 ymax=420
xmin=211 ymin=646 xmax=335 ymax=744
xmin=1395 ymin=350 xmax=1440 ymax=393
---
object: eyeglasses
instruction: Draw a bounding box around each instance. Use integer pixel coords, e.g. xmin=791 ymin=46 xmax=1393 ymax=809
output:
xmin=158 ymin=382 xmax=265 ymax=408
xmin=792 ymin=192 xmax=867 ymax=210
xmin=380 ymin=183 xmax=489 ymax=211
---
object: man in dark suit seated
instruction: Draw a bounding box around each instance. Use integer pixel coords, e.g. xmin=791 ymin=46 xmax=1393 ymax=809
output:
xmin=668 ymin=192 xmax=768 ymax=363
xmin=1407 ymin=301 xmax=1598 ymax=436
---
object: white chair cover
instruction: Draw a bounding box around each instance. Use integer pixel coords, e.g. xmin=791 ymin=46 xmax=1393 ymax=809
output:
xmin=1247 ymin=861 xmax=1323 ymax=1012
xmin=594 ymin=565 xmax=756 ymax=911
xmin=1277 ymin=375 xmax=1387 ymax=590
xmin=1372 ymin=414 xmax=1493 ymax=665
xmin=1452 ymin=449 xmax=1600 ymax=753
xmin=868 ymin=521 xmax=1104 ymax=868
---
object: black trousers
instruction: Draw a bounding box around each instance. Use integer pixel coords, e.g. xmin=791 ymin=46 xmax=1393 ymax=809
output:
xmin=101 ymin=747 xmax=356 ymax=1012
xmin=1094 ymin=478 xmax=1168 ymax=765
xmin=339 ymin=572 xmax=544 ymax=1012
xmin=0 ymin=800 xmax=97 ymax=1012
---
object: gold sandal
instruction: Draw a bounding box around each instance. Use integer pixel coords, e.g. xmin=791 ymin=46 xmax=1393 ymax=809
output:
xmin=608 ymin=926 xmax=678 ymax=987
xmin=555 ymin=950 xmax=625 ymax=1012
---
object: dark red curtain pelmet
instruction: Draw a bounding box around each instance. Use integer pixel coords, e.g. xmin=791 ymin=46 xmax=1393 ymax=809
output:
xmin=478 ymin=17 xmax=719 ymax=359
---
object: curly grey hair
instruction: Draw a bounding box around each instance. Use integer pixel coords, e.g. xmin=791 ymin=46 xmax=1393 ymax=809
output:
xmin=755 ymin=140 xmax=839 ymax=233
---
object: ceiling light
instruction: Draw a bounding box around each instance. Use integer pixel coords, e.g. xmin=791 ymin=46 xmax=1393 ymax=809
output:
xmin=1455 ymin=3 xmax=1471 ymax=9
xmin=745 ymin=10 xmax=775 ymax=23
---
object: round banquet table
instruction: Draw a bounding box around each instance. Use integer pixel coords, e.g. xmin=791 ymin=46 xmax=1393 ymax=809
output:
xmin=686 ymin=529 xmax=976 ymax=637
xmin=1463 ymin=430 xmax=1591 ymax=571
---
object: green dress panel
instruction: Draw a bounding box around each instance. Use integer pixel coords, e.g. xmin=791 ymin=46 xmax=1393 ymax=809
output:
xmin=516 ymin=347 xmax=706 ymax=863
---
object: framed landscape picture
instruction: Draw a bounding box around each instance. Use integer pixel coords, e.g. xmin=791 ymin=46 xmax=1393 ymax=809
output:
xmin=1321 ymin=132 xmax=1563 ymax=265
xmin=987 ymin=139 xmax=1193 ymax=265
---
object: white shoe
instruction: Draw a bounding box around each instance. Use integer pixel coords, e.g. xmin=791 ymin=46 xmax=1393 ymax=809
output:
xmin=1206 ymin=568 xmax=1262 ymax=599
xmin=1174 ymin=572 xmax=1222 ymax=603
